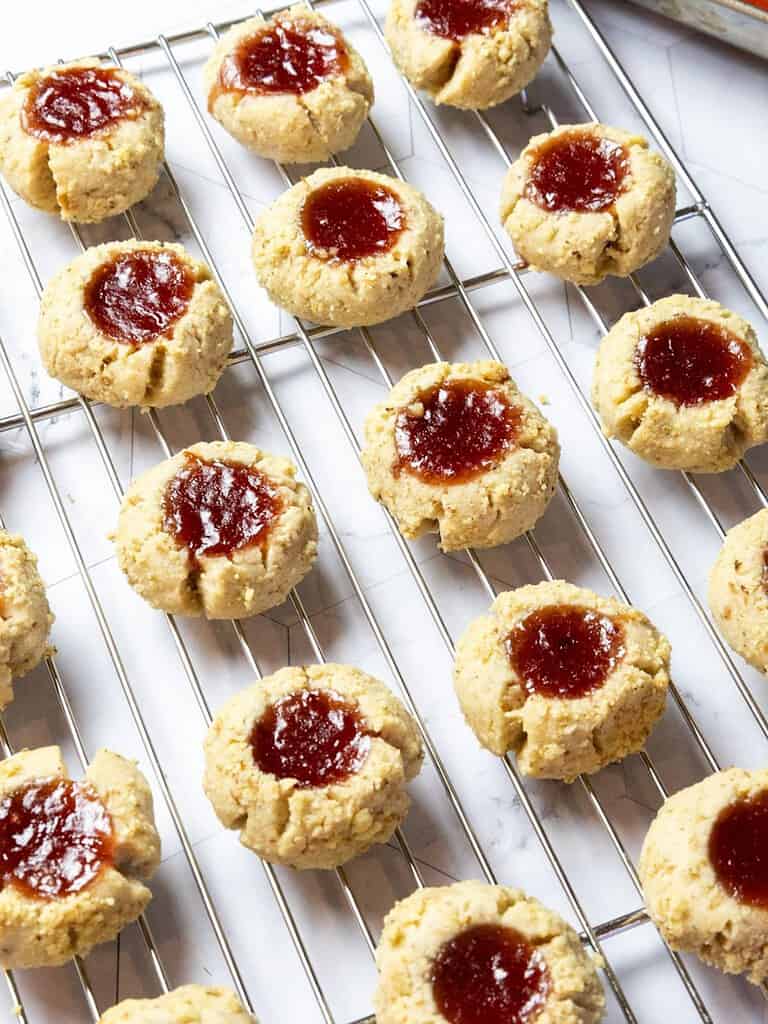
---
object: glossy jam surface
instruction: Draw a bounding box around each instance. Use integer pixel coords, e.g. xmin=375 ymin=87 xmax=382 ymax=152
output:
xmin=507 ymin=604 xmax=625 ymax=699
xmin=163 ymin=454 xmax=282 ymax=564
xmin=84 ymin=250 xmax=194 ymax=346
xmin=709 ymin=791 xmax=768 ymax=908
xmin=216 ymin=19 xmax=348 ymax=100
xmin=414 ymin=0 xmax=516 ymax=41
xmin=394 ymin=380 xmax=519 ymax=485
xmin=525 ymin=131 xmax=630 ymax=213
xmin=431 ymin=924 xmax=550 ymax=1024
xmin=302 ymin=178 xmax=405 ymax=262
xmin=250 ymin=689 xmax=371 ymax=788
xmin=635 ymin=316 xmax=753 ymax=407
xmin=0 ymin=779 xmax=114 ymax=900
xmin=23 ymin=67 xmax=146 ymax=143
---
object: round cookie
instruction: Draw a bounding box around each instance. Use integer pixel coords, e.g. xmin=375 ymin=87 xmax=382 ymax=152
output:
xmin=708 ymin=509 xmax=768 ymax=673
xmin=0 ymin=745 xmax=160 ymax=969
xmin=374 ymin=880 xmax=605 ymax=1024
xmin=204 ymin=7 xmax=373 ymax=163
xmin=500 ymin=122 xmax=676 ymax=285
xmin=251 ymin=166 xmax=444 ymax=328
xmin=453 ymin=580 xmax=670 ymax=781
xmin=0 ymin=59 xmax=164 ymax=223
xmin=385 ymin=0 xmax=551 ymax=109
xmin=99 ymin=985 xmax=255 ymax=1023
xmin=0 ymin=531 xmax=54 ymax=710
xmin=640 ymin=767 xmax=768 ymax=984
xmin=203 ymin=663 xmax=424 ymax=869
xmin=38 ymin=240 xmax=234 ymax=409
xmin=592 ymin=295 xmax=768 ymax=472
xmin=361 ymin=360 xmax=559 ymax=551
xmin=114 ymin=441 xmax=318 ymax=620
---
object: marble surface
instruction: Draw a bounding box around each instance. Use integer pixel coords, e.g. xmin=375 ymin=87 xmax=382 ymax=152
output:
xmin=0 ymin=1 xmax=767 ymax=1021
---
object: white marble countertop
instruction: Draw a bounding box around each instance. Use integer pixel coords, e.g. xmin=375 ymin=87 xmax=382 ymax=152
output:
xmin=0 ymin=2 xmax=767 ymax=1022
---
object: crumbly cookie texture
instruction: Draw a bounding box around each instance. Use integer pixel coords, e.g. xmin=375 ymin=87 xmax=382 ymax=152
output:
xmin=204 ymin=664 xmax=424 ymax=869
xmin=708 ymin=509 xmax=768 ymax=673
xmin=385 ymin=0 xmax=551 ymax=109
xmin=640 ymin=768 xmax=768 ymax=984
xmin=38 ymin=240 xmax=233 ymax=409
xmin=375 ymin=881 xmax=606 ymax=1024
xmin=0 ymin=59 xmax=164 ymax=223
xmin=361 ymin=360 xmax=559 ymax=552
xmin=251 ymin=166 xmax=444 ymax=328
xmin=99 ymin=985 xmax=255 ymax=1023
xmin=592 ymin=295 xmax=768 ymax=473
xmin=0 ymin=745 xmax=160 ymax=969
xmin=0 ymin=531 xmax=54 ymax=710
xmin=500 ymin=123 xmax=676 ymax=285
xmin=204 ymin=7 xmax=373 ymax=162
xmin=453 ymin=580 xmax=670 ymax=780
xmin=114 ymin=441 xmax=318 ymax=620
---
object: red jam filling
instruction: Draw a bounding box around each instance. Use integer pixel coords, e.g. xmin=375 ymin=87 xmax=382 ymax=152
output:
xmin=302 ymin=178 xmax=405 ymax=262
xmin=635 ymin=316 xmax=752 ymax=407
xmin=506 ymin=604 xmax=625 ymax=699
xmin=414 ymin=0 xmax=517 ymax=41
xmin=23 ymin=66 xmax=147 ymax=143
xmin=163 ymin=454 xmax=282 ymax=565
xmin=214 ymin=18 xmax=348 ymax=103
xmin=709 ymin=791 xmax=768 ymax=908
xmin=250 ymin=689 xmax=371 ymax=788
xmin=431 ymin=924 xmax=550 ymax=1024
xmin=394 ymin=379 xmax=520 ymax=485
xmin=84 ymin=249 xmax=195 ymax=346
xmin=0 ymin=779 xmax=114 ymax=899
xmin=525 ymin=131 xmax=630 ymax=213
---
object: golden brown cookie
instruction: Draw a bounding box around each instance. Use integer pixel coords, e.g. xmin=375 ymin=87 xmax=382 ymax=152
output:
xmin=375 ymin=881 xmax=605 ymax=1024
xmin=251 ymin=166 xmax=444 ymax=328
xmin=0 ymin=531 xmax=54 ymax=710
xmin=361 ymin=360 xmax=559 ymax=551
xmin=708 ymin=509 xmax=768 ymax=673
xmin=203 ymin=664 xmax=423 ymax=869
xmin=592 ymin=295 xmax=768 ymax=472
xmin=0 ymin=746 xmax=160 ymax=969
xmin=385 ymin=0 xmax=551 ymax=109
xmin=114 ymin=441 xmax=318 ymax=620
xmin=38 ymin=240 xmax=233 ymax=409
xmin=204 ymin=7 xmax=373 ymax=162
xmin=0 ymin=59 xmax=164 ymax=223
xmin=640 ymin=767 xmax=768 ymax=984
xmin=99 ymin=985 xmax=255 ymax=1023
xmin=454 ymin=580 xmax=671 ymax=780
xmin=500 ymin=123 xmax=675 ymax=285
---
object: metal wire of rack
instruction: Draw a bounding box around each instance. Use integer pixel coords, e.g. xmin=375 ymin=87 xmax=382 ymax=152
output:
xmin=0 ymin=1 xmax=766 ymax=1021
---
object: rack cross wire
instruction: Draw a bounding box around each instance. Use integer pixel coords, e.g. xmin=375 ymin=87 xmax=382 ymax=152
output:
xmin=0 ymin=1 xmax=766 ymax=1021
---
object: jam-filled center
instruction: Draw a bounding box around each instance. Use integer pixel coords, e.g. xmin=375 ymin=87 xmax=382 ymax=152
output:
xmin=217 ymin=20 xmax=348 ymax=98
xmin=250 ymin=689 xmax=371 ymax=788
xmin=84 ymin=249 xmax=195 ymax=346
xmin=302 ymin=178 xmax=406 ymax=262
xmin=414 ymin=0 xmax=517 ymax=41
xmin=163 ymin=454 xmax=282 ymax=564
xmin=709 ymin=791 xmax=768 ymax=908
xmin=507 ymin=604 xmax=625 ymax=699
xmin=23 ymin=67 xmax=147 ymax=143
xmin=431 ymin=924 xmax=550 ymax=1024
xmin=635 ymin=316 xmax=752 ymax=407
xmin=394 ymin=379 xmax=520 ymax=485
xmin=0 ymin=779 xmax=114 ymax=900
xmin=525 ymin=131 xmax=630 ymax=214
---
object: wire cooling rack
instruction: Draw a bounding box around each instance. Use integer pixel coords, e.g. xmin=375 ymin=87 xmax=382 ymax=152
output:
xmin=0 ymin=1 xmax=767 ymax=1021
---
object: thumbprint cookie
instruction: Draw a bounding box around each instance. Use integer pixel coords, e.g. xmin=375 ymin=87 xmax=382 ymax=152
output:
xmin=99 ymin=985 xmax=255 ymax=1023
xmin=0 ymin=59 xmax=164 ymax=222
